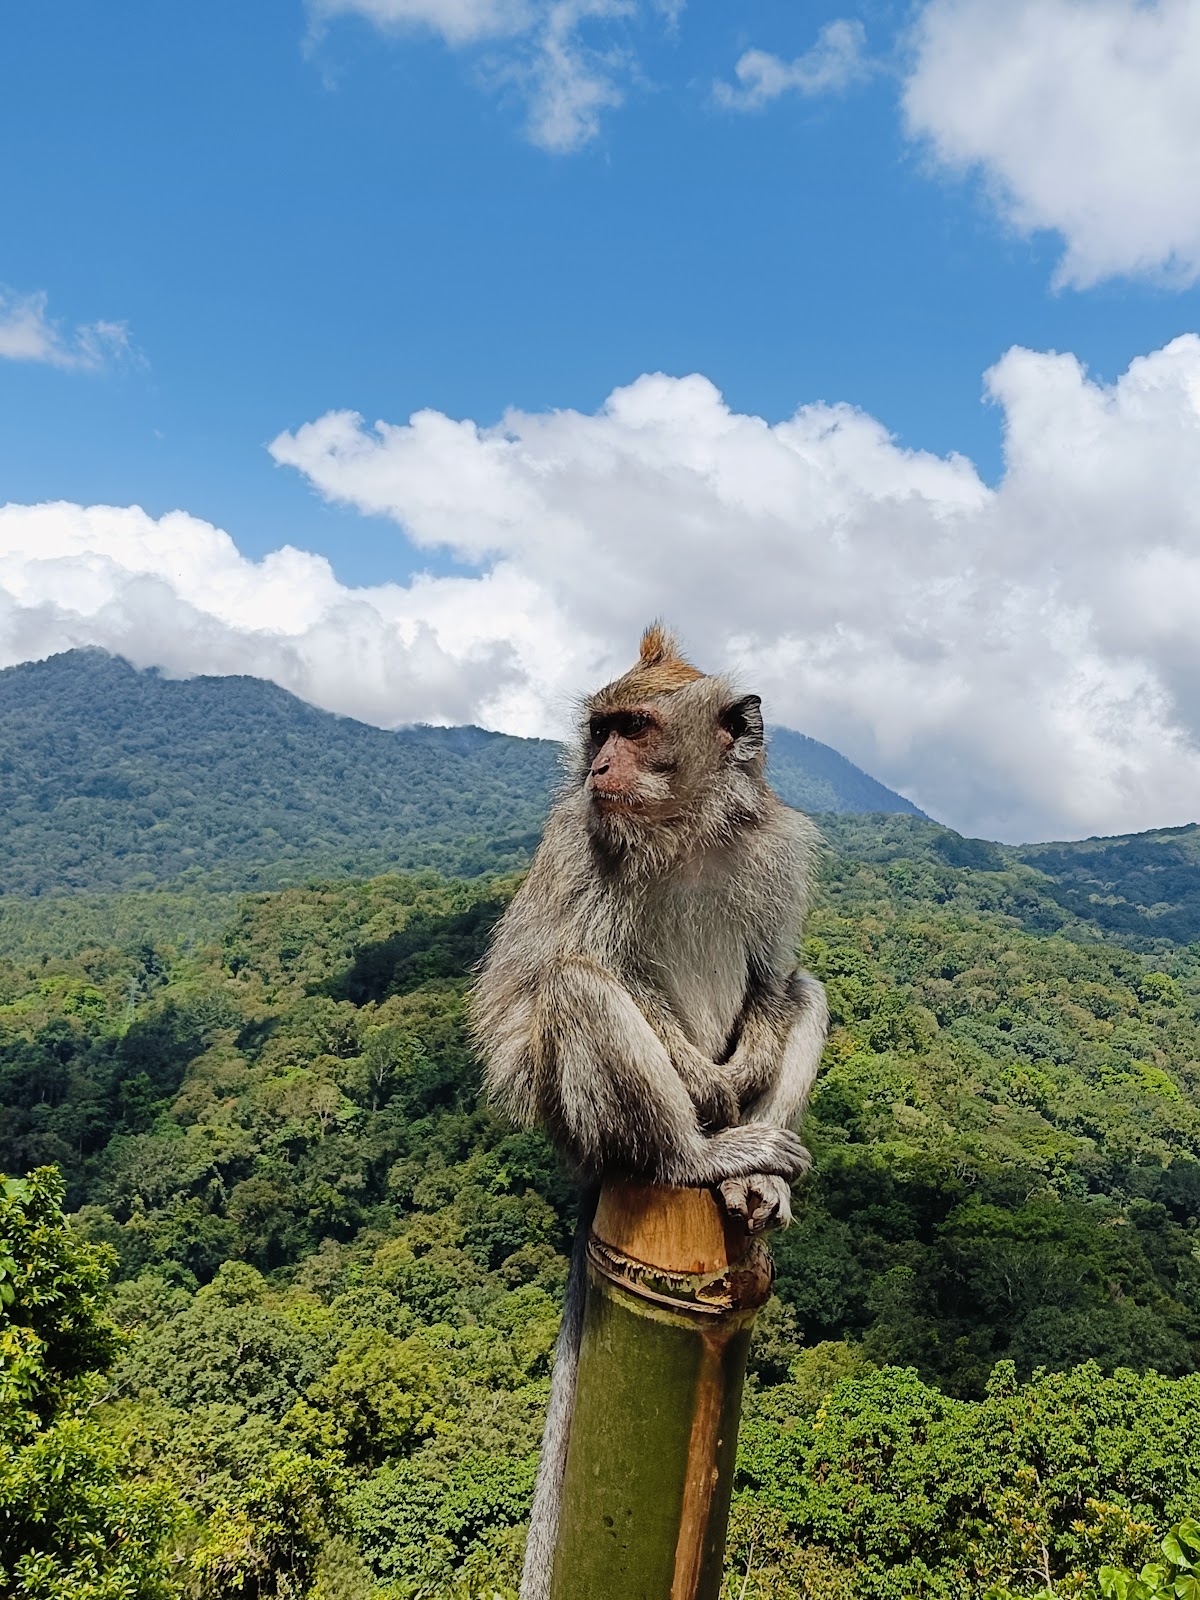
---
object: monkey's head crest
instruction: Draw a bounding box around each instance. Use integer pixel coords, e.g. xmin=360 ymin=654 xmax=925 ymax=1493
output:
xmin=594 ymin=623 xmax=704 ymax=708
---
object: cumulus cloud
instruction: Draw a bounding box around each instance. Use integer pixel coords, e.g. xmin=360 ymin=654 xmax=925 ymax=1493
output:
xmin=0 ymin=503 xmax=526 ymax=731
xmin=903 ymin=0 xmax=1200 ymax=288
xmin=0 ymin=287 xmax=131 ymax=372
xmin=268 ymin=339 xmax=1200 ymax=843
xmin=7 ymin=337 xmax=1200 ymax=842
xmin=714 ymin=20 xmax=872 ymax=111
xmin=309 ymin=0 xmax=650 ymax=151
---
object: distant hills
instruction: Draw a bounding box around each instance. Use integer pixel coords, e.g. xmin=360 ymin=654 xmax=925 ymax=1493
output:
xmin=819 ymin=812 xmax=1200 ymax=949
xmin=0 ymin=650 xmax=922 ymax=896
xmin=2 ymin=651 xmax=1195 ymax=949
xmin=765 ymin=726 xmax=926 ymax=818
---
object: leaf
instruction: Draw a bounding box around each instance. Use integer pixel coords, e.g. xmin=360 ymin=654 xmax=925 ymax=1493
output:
xmin=1164 ymin=1533 xmax=1194 ymax=1571
xmin=1102 ymin=1567 xmax=1150 ymax=1600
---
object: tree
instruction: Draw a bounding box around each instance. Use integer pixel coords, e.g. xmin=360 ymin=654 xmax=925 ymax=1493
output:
xmin=0 ymin=1168 xmax=180 ymax=1598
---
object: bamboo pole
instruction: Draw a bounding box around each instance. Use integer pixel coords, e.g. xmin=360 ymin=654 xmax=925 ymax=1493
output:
xmin=549 ymin=1179 xmax=773 ymax=1600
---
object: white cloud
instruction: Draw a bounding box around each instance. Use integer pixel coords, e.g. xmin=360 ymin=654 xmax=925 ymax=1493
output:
xmin=268 ymin=338 xmax=1200 ymax=842
xmin=309 ymin=0 xmax=650 ymax=152
xmin=715 ymin=20 xmax=872 ymax=111
xmin=0 ymin=503 xmax=528 ymax=729
xmin=310 ymin=0 xmax=530 ymax=47
xmin=903 ymin=0 xmax=1200 ymax=288
xmin=0 ymin=288 xmax=131 ymax=372
xmin=7 ymin=337 xmax=1200 ymax=842
xmin=519 ymin=0 xmax=631 ymax=153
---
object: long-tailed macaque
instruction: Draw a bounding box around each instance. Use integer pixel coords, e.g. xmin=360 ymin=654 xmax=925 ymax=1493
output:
xmin=469 ymin=625 xmax=828 ymax=1600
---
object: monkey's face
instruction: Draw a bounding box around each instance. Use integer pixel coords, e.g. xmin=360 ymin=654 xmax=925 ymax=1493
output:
xmin=584 ymin=707 xmax=675 ymax=816
xmin=580 ymin=683 xmax=767 ymax=832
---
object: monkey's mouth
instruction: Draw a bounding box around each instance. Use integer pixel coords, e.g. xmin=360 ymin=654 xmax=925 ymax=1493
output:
xmin=589 ymin=789 xmax=645 ymax=810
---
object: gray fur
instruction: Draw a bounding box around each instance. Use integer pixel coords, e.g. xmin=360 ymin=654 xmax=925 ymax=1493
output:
xmin=469 ymin=664 xmax=829 ymax=1600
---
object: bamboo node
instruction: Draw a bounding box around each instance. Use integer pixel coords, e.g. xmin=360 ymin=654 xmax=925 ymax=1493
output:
xmin=586 ymin=1231 xmax=773 ymax=1317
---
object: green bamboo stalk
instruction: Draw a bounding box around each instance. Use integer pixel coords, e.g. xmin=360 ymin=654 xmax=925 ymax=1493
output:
xmin=550 ymin=1180 xmax=773 ymax=1600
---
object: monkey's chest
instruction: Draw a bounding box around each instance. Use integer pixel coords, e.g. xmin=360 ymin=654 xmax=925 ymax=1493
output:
xmin=645 ymin=908 xmax=749 ymax=1060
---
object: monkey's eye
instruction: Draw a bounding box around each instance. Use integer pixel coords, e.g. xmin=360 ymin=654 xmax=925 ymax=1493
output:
xmin=589 ymin=717 xmax=608 ymax=745
xmin=623 ymin=713 xmax=652 ymax=737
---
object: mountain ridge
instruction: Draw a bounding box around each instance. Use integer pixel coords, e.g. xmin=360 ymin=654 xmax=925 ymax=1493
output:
xmin=0 ymin=649 xmax=922 ymax=896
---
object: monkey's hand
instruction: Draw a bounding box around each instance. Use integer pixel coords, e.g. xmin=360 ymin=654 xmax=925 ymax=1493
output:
xmin=672 ymin=1045 xmax=739 ymax=1130
xmin=719 ymin=1172 xmax=795 ymax=1233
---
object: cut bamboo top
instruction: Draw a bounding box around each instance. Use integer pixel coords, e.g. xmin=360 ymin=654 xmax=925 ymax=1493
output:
xmin=592 ymin=1179 xmax=753 ymax=1277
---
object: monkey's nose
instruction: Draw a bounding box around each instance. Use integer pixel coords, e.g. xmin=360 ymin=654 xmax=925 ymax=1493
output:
xmin=590 ymin=759 xmax=610 ymax=777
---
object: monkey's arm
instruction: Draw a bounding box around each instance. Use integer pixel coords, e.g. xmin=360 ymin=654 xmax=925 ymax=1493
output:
xmin=725 ymin=970 xmax=828 ymax=1122
xmin=719 ymin=972 xmax=828 ymax=1233
xmin=629 ymin=992 xmax=740 ymax=1129
xmin=739 ymin=972 xmax=832 ymax=1126
xmin=536 ymin=959 xmax=808 ymax=1187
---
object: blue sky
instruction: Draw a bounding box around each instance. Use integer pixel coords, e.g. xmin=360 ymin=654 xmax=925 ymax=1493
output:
xmin=3 ymin=0 xmax=1200 ymax=840
xmin=2 ymin=0 xmax=1193 ymax=577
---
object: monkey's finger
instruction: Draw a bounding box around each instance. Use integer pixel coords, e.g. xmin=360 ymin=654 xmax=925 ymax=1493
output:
xmin=751 ymin=1196 xmax=792 ymax=1233
xmin=744 ymin=1175 xmax=793 ymax=1233
xmin=718 ymin=1177 xmax=752 ymax=1219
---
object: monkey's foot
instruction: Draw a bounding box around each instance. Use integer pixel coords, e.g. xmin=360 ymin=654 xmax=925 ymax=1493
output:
xmin=719 ymin=1173 xmax=793 ymax=1233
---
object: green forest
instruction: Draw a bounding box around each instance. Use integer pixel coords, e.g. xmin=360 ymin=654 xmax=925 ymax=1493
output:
xmin=5 ymin=804 xmax=1200 ymax=1598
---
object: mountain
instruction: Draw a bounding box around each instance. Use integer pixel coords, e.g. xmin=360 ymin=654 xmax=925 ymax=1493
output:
xmin=819 ymin=812 xmax=1200 ymax=948
xmin=0 ymin=650 xmax=922 ymax=896
xmin=767 ymin=726 xmax=926 ymax=818
xmin=1015 ymin=823 xmax=1200 ymax=946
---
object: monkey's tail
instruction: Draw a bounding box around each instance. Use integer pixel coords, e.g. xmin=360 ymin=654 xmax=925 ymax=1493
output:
xmin=520 ymin=1184 xmax=599 ymax=1600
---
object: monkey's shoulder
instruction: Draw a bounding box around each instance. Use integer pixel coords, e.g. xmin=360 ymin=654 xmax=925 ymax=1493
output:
xmin=732 ymin=797 xmax=820 ymax=885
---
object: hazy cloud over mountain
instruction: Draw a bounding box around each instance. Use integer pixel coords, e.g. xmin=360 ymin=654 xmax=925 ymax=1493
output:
xmin=4 ymin=336 xmax=1200 ymax=843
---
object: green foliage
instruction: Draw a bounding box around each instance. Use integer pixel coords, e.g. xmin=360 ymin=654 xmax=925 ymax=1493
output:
xmin=190 ymin=1451 xmax=347 ymax=1600
xmin=728 ymin=1362 xmax=1200 ymax=1599
xmin=1100 ymin=1519 xmax=1200 ymax=1600
xmin=0 ymin=1169 xmax=179 ymax=1599
xmin=0 ymin=1169 xmax=123 ymax=1404
xmin=1 ymin=763 xmax=1200 ymax=1594
xmin=348 ymin=1451 xmax=535 ymax=1589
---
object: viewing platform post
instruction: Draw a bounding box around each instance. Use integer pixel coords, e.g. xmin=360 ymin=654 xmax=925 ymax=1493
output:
xmin=550 ymin=1179 xmax=773 ymax=1600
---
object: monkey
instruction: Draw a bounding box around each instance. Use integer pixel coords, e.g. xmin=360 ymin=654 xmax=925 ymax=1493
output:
xmin=469 ymin=625 xmax=828 ymax=1600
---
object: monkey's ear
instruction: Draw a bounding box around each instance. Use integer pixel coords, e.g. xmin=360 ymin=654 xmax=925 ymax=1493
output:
xmin=720 ymin=695 xmax=764 ymax=761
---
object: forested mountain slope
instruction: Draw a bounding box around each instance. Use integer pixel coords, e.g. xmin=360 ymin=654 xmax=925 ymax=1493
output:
xmin=0 ymin=649 xmax=922 ymax=895
xmin=3 ymin=837 xmax=1200 ymax=1597
xmin=822 ymin=813 xmax=1200 ymax=947
xmin=5 ymin=650 xmax=1200 ymax=1599
xmin=0 ymin=650 xmax=559 ymax=892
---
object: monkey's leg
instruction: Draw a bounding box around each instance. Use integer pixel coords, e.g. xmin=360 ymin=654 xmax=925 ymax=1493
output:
xmin=742 ymin=972 xmax=829 ymax=1128
xmin=721 ymin=973 xmax=829 ymax=1232
xmin=545 ymin=963 xmax=809 ymax=1185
